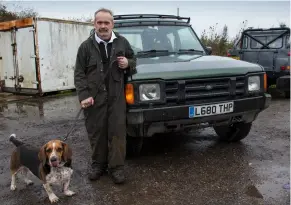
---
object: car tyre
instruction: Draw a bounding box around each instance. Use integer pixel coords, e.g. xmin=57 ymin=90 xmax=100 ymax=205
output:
xmin=213 ymin=122 xmax=252 ymax=142
xmin=284 ymin=91 xmax=290 ymax=99
xmin=126 ymin=136 xmax=143 ymax=157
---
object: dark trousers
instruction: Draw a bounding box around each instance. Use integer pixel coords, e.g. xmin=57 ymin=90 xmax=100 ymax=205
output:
xmin=83 ymin=91 xmax=126 ymax=170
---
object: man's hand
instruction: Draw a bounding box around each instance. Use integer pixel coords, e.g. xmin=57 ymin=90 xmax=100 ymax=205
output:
xmin=117 ymin=56 xmax=128 ymax=69
xmin=81 ymin=97 xmax=94 ymax=108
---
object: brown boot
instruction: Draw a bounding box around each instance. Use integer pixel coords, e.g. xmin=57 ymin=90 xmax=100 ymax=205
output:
xmin=88 ymin=163 xmax=107 ymax=181
xmin=109 ymin=167 xmax=125 ymax=184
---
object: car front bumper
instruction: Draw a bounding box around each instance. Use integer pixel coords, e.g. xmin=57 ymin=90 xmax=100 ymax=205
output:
xmin=127 ymin=94 xmax=271 ymax=137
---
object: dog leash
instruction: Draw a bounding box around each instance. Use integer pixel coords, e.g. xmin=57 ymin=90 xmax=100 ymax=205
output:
xmin=62 ymin=107 xmax=83 ymax=141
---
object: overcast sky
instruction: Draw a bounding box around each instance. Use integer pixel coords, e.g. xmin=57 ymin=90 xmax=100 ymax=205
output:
xmin=2 ymin=0 xmax=290 ymax=39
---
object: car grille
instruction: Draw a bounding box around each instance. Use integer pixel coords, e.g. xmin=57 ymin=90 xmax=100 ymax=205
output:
xmin=165 ymin=76 xmax=246 ymax=105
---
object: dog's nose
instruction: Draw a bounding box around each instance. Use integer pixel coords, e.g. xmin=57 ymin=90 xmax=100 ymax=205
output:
xmin=50 ymin=157 xmax=57 ymax=162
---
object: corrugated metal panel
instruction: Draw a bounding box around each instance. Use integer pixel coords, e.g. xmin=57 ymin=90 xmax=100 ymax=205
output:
xmin=0 ymin=31 xmax=15 ymax=88
xmin=36 ymin=19 xmax=93 ymax=92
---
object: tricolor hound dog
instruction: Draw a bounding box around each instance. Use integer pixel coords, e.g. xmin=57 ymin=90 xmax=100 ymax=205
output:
xmin=9 ymin=133 xmax=75 ymax=203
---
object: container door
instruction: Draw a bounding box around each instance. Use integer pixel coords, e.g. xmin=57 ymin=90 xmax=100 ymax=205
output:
xmin=15 ymin=26 xmax=38 ymax=89
xmin=0 ymin=31 xmax=15 ymax=88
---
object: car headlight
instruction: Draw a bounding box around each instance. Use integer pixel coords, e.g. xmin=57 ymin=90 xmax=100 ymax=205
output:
xmin=248 ymin=76 xmax=260 ymax=91
xmin=139 ymin=84 xmax=161 ymax=101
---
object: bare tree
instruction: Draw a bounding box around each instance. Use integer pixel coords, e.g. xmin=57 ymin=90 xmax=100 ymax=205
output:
xmin=279 ymin=22 xmax=287 ymax=28
xmin=65 ymin=15 xmax=93 ymax=23
xmin=200 ymin=22 xmax=239 ymax=56
xmin=0 ymin=1 xmax=38 ymax=22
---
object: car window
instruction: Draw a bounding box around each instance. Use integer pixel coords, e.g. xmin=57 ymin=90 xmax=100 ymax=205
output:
xmin=250 ymin=36 xmax=265 ymax=48
xmin=176 ymin=27 xmax=204 ymax=50
xmin=286 ymin=35 xmax=290 ymax=47
xmin=251 ymin=35 xmax=283 ymax=49
xmin=166 ymin=33 xmax=175 ymax=48
xmin=119 ymin=33 xmax=143 ymax=53
xmin=268 ymin=36 xmax=283 ymax=48
xmin=114 ymin=25 xmax=206 ymax=54
xmin=242 ymin=36 xmax=248 ymax=48
xmin=236 ymin=36 xmax=248 ymax=49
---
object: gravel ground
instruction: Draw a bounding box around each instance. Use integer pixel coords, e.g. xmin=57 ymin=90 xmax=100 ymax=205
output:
xmin=0 ymin=92 xmax=289 ymax=205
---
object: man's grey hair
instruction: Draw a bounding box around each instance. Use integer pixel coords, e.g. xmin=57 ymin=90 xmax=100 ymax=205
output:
xmin=94 ymin=8 xmax=114 ymax=19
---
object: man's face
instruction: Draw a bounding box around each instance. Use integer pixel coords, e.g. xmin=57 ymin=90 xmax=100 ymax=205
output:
xmin=94 ymin=11 xmax=114 ymax=40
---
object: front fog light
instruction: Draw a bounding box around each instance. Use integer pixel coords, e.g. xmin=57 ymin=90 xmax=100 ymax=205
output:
xmin=248 ymin=76 xmax=260 ymax=91
xmin=139 ymin=84 xmax=161 ymax=101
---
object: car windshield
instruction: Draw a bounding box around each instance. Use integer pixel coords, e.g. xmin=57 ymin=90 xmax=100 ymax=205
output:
xmin=114 ymin=25 xmax=206 ymax=56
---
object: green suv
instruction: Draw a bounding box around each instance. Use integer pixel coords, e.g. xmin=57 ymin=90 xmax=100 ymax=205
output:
xmin=93 ymin=14 xmax=271 ymax=154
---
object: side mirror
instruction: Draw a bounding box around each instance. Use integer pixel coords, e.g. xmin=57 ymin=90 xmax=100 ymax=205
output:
xmin=206 ymin=46 xmax=212 ymax=55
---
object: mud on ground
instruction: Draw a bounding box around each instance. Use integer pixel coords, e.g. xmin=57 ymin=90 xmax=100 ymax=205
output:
xmin=0 ymin=91 xmax=289 ymax=205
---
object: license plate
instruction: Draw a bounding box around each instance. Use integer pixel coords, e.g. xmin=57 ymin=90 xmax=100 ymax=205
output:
xmin=231 ymin=56 xmax=240 ymax=60
xmin=189 ymin=102 xmax=234 ymax=118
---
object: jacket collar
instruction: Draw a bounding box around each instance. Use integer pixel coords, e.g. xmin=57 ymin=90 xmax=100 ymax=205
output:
xmin=94 ymin=31 xmax=117 ymax=44
xmin=90 ymin=30 xmax=120 ymax=56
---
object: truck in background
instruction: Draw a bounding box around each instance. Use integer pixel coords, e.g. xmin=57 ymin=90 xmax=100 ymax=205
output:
xmin=227 ymin=27 xmax=290 ymax=98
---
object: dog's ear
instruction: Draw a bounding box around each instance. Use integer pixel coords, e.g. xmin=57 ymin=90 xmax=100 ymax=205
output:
xmin=38 ymin=144 xmax=47 ymax=165
xmin=62 ymin=142 xmax=72 ymax=165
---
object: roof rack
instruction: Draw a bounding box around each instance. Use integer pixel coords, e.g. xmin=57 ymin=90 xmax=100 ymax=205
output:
xmin=243 ymin=27 xmax=290 ymax=33
xmin=113 ymin=14 xmax=190 ymax=23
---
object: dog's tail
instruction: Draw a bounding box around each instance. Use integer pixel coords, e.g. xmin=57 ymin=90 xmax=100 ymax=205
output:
xmin=9 ymin=134 xmax=24 ymax=147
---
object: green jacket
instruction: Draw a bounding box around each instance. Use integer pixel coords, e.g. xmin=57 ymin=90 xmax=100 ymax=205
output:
xmin=74 ymin=31 xmax=137 ymax=102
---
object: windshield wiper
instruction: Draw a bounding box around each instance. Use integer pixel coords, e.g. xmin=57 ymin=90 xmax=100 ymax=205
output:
xmin=178 ymin=49 xmax=204 ymax=54
xmin=137 ymin=49 xmax=170 ymax=55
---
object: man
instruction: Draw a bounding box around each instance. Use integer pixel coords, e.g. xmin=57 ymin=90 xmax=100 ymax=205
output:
xmin=74 ymin=8 xmax=136 ymax=184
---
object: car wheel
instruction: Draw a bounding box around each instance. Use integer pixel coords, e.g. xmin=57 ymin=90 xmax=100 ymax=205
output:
xmin=126 ymin=136 xmax=143 ymax=157
xmin=213 ymin=122 xmax=252 ymax=142
xmin=284 ymin=91 xmax=290 ymax=98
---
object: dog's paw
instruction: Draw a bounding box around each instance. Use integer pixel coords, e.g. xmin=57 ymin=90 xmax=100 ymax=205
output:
xmin=64 ymin=190 xmax=76 ymax=196
xmin=49 ymin=194 xmax=59 ymax=203
xmin=10 ymin=184 xmax=16 ymax=191
xmin=25 ymin=179 xmax=34 ymax=186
